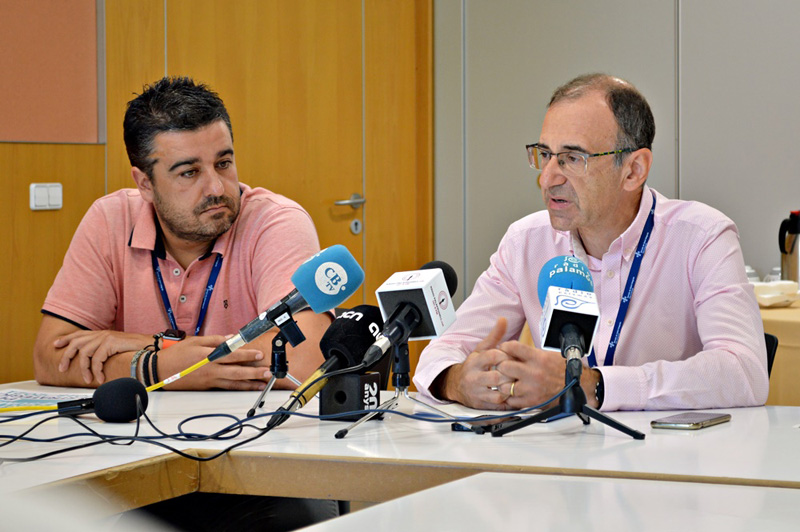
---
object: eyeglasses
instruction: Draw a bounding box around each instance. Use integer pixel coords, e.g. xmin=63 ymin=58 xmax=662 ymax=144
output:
xmin=526 ymin=143 xmax=635 ymax=177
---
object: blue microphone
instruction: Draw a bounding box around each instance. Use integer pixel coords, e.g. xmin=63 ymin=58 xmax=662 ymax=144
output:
xmin=537 ymin=256 xmax=598 ymax=357
xmin=207 ymin=245 xmax=364 ymax=361
xmin=537 ymin=255 xmax=594 ymax=307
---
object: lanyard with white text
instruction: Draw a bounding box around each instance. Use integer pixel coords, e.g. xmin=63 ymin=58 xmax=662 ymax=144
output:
xmin=151 ymin=251 xmax=223 ymax=336
xmin=587 ymin=191 xmax=656 ymax=368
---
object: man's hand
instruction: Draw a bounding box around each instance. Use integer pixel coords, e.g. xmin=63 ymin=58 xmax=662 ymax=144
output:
xmin=433 ymin=318 xmax=516 ymax=410
xmin=55 ymin=330 xmax=151 ymax=384
xmin=495 ymin=342 xmax=602 ymax=409
xmin=493 ymin=341 xmax=567 ymax=408
xmin=156 ymin=335 xmax=267 ymax=391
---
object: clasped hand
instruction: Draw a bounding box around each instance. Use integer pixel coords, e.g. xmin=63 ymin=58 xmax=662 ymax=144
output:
xmin=443 ymin=318 xmax=568 ymax=410
xmin=54 ymin=330 xmax=267 ymax=390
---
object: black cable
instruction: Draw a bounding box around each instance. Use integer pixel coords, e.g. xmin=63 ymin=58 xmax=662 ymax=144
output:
xmin=0 ymin=377 xmax=579 ymax=463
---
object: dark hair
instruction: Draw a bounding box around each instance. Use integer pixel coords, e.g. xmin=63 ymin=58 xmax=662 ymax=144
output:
xmin=123 ymin=76 xmax=233 ymax=178
xmin=548 ymin=73 xmax=655 ymax=165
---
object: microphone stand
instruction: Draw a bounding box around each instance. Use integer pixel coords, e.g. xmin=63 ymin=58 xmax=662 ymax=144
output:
xmin=246 ymin=331 xmax=302 ymax=418
xmin=335 ymin=340 xmax=471 ymax=439
xmin=489 ymin=337 xmax=644 ymax=439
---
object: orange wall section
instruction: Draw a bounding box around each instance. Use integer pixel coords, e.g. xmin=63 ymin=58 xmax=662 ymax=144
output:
xmin=0 ymin=0 xmax=98 ymax=143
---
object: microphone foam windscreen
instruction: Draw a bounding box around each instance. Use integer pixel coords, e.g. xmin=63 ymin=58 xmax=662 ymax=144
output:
xmin=319 ymin=305 xmax=385 ymax=369
xmin=421 ymin=260 xmax=458 ymax=297
xmin=292 ymin=245 xmax=365 ymax=313
xmin=537 ymin=255 xmax=594 ymax=306
xmin=93 ymin=377 xmax=148 ymax=423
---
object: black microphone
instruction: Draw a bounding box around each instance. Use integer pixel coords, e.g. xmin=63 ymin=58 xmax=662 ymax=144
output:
xmin=266 ymin=305 xmax=382 ymax=430
xmin=57 ymin=378 xmax=148 ymax=423
xmin=362 ymin=261 xmax=458 ymax=367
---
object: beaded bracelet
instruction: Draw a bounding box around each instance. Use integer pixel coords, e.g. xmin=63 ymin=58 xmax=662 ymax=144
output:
xmin=130 ymin=347 xmax=149 ymax=381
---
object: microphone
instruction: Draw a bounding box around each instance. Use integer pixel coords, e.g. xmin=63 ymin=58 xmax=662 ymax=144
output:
xmin=362 ymin=261 xmax=458 ymax=367
xmin=57 ymin=378 xmax=148 ymax=423
xmin=537 ymin=256 xmax=599 ymax=360
xmin=205 ymin=245 xmax=364 ymax=363
xmin=266 ymin=305 xmax=383 ymax=429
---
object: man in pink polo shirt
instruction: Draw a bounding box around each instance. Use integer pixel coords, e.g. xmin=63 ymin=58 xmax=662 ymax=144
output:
xmin=414 ymin=73 xmax=769 ymax=412
xmin=33 ymin=76 xmax=344 ymax=529
xmin=34 ymin=77 xmax=333 ymax=392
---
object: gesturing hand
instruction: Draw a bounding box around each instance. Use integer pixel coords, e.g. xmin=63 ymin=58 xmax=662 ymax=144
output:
xmin=435 ymin=317 xmax=516 ymax=410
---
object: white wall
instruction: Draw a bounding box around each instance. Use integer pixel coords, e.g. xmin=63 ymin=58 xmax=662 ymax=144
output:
xmin=679 ymin=0 xmax=800 ymax=280
xmin=435 ymin=0 xmax=800 ymax=300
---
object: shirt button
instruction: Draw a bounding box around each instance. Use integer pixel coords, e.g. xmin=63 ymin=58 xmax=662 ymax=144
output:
xmin=606 ymin=271 xmax=615 ymax=278
xmin=607 ymin=319 xmax=613 ymax=326
xmin=179 ymin=295 xmax=187 ymax=303
xmin=172 ymin=268 xmax=181 ymax=276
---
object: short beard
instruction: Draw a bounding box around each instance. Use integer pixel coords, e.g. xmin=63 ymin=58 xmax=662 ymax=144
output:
xmin=154 ymin=192 xmax=239 ymax=243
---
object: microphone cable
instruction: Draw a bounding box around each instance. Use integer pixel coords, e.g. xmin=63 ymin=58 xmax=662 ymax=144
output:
xmin=0 ymin=377 xmax=579 ymax=464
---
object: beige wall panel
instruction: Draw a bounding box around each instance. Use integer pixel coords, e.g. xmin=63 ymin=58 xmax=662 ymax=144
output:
xmin=105 ymin=0 xmax=166 ymax=192
xmin=0 ymin=0 xmax=98 ymax=143
xmin=165 ymin=0 xmax=364 ymax=280
xmin=0 ymin=144 xmax=105 ymax=383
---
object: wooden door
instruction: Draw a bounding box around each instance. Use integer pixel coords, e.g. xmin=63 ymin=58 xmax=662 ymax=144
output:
xmin=106 ymin=0 xmax=432 ymax=380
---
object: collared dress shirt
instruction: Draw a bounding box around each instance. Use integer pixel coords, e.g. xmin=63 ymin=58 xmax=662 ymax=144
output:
xmin=414 ymin=186 xmax=768 ymax=411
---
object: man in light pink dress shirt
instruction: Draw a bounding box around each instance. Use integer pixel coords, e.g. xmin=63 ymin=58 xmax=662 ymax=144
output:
xmin=414 ymin=73 xmax=768 ymax=412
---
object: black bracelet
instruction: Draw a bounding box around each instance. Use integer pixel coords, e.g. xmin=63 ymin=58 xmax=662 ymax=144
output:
xmin=594 ymin=370 xmax=605 ymax=408
xmin=151 ymin=334 xmax=163 ymax=352
xmin=150 ymin=352 xmax=160 ymax=385
xmin=142 ymin=350 xmax=153 ymax=387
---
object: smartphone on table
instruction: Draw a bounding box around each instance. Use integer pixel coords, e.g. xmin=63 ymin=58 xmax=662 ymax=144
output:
xmin=650 ymin=412 xmax=731 ymax=430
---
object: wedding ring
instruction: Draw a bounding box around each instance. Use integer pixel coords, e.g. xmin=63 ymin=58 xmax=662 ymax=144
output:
xmin=509 ymin=380 xmax=517 ymax=397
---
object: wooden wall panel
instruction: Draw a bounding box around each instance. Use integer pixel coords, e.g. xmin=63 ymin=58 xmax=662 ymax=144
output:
xmin=166 ymin=0 xmax=365 ymax=299
xmin=0 ymin=0 xmax=432 ymax=385
xmin=105 ymin=0 xmax=166 ymax=192
xmin=0 ymin=0 xmax=98 ymax=143
xmin=0 ymin=144 xmax=105 ymax=383
xmin=365 ymin=0 xmax=433 ymax=377
xmin=364 ymin=0 xmax=433 ymax=296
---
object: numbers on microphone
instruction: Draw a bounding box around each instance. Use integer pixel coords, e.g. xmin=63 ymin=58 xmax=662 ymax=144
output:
xmin=364 ymin=382 xmax=379 ymax=409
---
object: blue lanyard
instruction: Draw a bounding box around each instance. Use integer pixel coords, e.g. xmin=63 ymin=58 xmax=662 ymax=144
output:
xmin=151 ymin=251 xmax=223 ymax=336
xmin=588 ymin=191 xmax=656 ymax=368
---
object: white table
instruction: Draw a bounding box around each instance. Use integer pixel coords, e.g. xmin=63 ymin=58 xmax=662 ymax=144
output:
xmin=302 ymin=472 xmax=800 ymax=532
xmin=2 ymin=381 xmax=800 ymax=513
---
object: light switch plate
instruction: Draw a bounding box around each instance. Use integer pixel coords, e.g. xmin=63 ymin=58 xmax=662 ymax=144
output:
xmin=30 ymin=183 xmax=62 ymax=210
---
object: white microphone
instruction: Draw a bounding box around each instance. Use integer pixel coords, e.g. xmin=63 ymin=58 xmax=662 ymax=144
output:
xmin=362 ymin=261 xmax=457 ymax=367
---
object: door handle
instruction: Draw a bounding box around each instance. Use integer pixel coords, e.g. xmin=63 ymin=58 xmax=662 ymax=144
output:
xmin=334 ymin=193 xmax=366 ymax=209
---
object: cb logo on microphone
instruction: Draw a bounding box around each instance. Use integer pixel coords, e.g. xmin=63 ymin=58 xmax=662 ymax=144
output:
xmin=315 ymin=262 xmax=349 ymax=295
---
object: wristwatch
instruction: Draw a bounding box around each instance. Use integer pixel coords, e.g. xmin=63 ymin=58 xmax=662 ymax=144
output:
xmin=594 ymin=369 xmax=605 ymax=408
xmin=156 ymin=329 xmax=186 ymax=350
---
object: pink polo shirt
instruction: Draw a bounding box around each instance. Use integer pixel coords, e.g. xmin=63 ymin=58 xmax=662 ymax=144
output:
xmin=414 ymin=186 xmax=769 ymax=411
xmin=43 ymin=184 xmax=321 ymax=336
